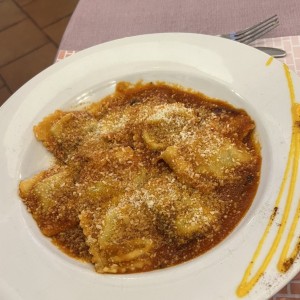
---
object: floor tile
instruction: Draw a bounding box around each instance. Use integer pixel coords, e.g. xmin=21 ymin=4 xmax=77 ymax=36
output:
xmin=0 ymin=43 xmax=57 ymax=91
xmin=44 ymin=16 xmax=70 ymax=45
xmin=277 ymin=284 xmax=289 ymax=294
xmin=293 ymin=272 xmax=300 ymax=280
xmin=0 ymin=0 xmax=26 ymax=31
xmin=13 ymin=0 xmax=34 ymax=6
xmin=290 ymin=282 xmax=300 ymax=294
xmin=0 ymin=19 xmax=48 ymax=67
xmin=0 ymin=86 xmax=11 ymax=106
xmin=22 ymin=0 xmax=78 ymax=28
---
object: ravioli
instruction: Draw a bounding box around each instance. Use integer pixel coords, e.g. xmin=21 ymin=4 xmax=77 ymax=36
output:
xmin=80 ymin=190 xmax=160 ymax=273
xmin=20 ymin=165 xmax=79 ymax=236
xmin=19 ymin=82 xmax=261 ymax=273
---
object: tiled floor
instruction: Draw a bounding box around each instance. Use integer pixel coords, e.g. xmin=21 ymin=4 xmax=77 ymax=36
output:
xmin=0 ymin=0 xmax=79 ymax=106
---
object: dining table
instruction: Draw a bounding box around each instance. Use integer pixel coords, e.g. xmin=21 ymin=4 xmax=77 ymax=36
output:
xmin=56 ymin=1 xmax=300 ymax=299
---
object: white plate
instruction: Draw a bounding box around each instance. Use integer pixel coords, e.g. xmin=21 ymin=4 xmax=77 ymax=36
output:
xmin=0 ymin=33 xmax=300 ymax=300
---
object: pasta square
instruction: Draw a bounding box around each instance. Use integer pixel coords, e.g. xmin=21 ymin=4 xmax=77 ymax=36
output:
xmin=19 ymin=82 xmax=261 ymax=273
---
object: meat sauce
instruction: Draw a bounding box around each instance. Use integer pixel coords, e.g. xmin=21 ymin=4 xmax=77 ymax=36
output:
xmin=19 ymin=82 xmax=261 ymax=273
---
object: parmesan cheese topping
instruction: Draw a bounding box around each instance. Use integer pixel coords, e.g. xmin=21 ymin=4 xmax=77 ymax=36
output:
xmin=19 ymin=82 xmax=261 ymax=274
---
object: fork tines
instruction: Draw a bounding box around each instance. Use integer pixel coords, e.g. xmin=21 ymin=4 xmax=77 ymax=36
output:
xmin=222 ymin=15 xmax=279 ymax=45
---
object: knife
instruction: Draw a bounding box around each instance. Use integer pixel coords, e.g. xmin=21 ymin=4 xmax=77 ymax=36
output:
xmin=255 ymin=46 xmax=286 ymax=58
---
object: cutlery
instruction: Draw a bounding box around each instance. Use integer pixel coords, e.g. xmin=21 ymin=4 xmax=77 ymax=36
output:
xmin=219 ymin=15 xmax=279 ymax=44
xmin=255 ymin=46 xmax=286 ymax=58
xmin=218 ymin=15 xmax=286 ymax=58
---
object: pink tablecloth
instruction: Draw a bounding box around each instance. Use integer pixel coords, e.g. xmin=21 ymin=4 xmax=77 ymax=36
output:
xmin=58 ymin=1 xmax=300 ymax=299
xmin=60 ymin=0 xmax=300 ymax=51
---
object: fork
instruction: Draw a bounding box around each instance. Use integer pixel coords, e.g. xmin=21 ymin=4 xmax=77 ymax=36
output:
xmin=219 ymin=15 xmax=279 ymax=45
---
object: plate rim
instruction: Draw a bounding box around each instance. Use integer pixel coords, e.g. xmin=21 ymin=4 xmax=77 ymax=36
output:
xmin=0 ymin=32 xmax=299 ymax=300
